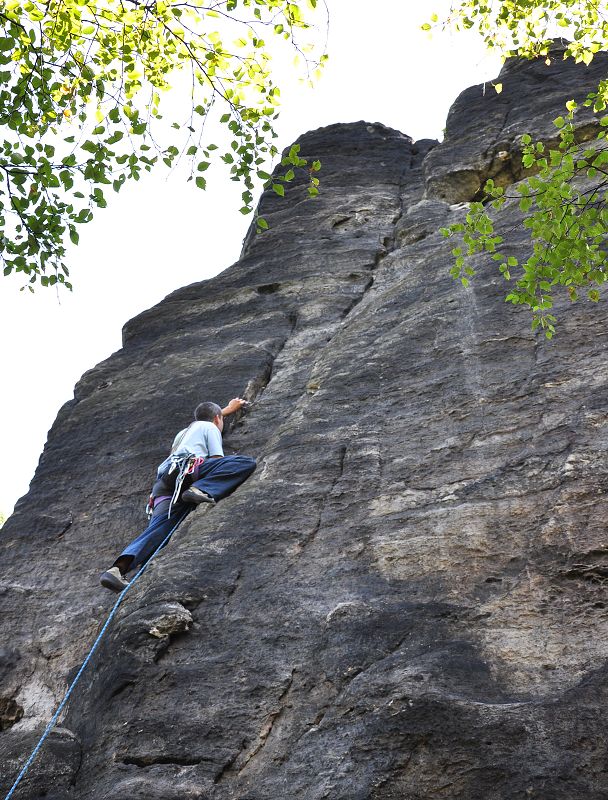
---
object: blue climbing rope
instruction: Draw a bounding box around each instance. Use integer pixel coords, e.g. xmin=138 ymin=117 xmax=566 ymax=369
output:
xmin=3 ymin=507 xmax=190 ymax=800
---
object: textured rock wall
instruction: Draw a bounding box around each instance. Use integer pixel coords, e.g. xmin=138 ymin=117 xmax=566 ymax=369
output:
xmin=2 ymin=47 xmax=608 ymax=799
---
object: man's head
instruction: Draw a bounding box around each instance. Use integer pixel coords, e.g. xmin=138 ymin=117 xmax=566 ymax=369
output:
xmin=194 ymin=401 xmax=223 ymax=431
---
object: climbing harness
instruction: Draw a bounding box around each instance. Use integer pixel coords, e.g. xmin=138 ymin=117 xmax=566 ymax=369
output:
xmin=146 ymin=419 xmax=207 ymax=520
xmin=2 ymin=506 xmax=190 ymax=800
xmin=146 ymin=453 xmax=205 ymax=519
xmin=145 ymin=452 xmax=205 ymax=519
xmin=167 ymin=454 xmax=205 ymax=517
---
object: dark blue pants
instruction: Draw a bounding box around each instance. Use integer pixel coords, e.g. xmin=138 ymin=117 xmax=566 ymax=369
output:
xmin=118 ymin=455 xmax=256 ymax=571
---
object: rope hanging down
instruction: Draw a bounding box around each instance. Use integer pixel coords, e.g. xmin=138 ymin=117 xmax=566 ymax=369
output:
xmin=3 ymin=507 xmax=190 ymax=800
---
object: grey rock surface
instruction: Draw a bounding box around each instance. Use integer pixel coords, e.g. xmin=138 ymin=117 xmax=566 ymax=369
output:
xmin=425 ymin=42 xmax=608 ymax=203
xmin=2 ymin=53 xmax=608 ymax=799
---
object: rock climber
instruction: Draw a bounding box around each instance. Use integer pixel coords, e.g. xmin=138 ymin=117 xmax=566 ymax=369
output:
xmin=100 ymin=398 xmax=256 ymax=592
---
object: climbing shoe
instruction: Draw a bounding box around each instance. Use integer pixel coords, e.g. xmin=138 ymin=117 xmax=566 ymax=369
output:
xmin=181 ymin=487 xmax=216 ymax=505
xmin=100 ymin=566 xmax=129 ymax=593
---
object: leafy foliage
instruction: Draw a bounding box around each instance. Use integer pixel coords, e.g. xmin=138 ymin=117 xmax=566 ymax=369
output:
xmin=0 ymin=0 xmax=327 ymax=288
xmin=442 ymin=111 xmax=608 ymax=338
xmin=429 ymin=1 xmax=608 ymax=334
xmin=428 ymin=0 xmax=608 ymax=64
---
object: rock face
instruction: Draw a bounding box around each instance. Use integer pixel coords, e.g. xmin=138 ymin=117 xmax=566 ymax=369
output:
xmin=3 ymin=47 xmax=608 ymax=799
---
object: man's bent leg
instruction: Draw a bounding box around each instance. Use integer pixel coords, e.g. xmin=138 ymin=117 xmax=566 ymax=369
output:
xmin=190 ymin=455 xmax=256 ymax=502
xmin=101 ymin=499 xmax=192 ymax=592
xmin=119 ymin=499 xmax=192 ymax=572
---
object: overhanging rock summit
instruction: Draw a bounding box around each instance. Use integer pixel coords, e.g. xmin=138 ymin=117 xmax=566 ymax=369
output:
xmin=3 ymin=45 xmax=608 ymax=800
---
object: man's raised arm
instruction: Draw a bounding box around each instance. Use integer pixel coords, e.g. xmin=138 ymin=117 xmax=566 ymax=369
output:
xmin=221 ymin=398 xmax=250 ymax=416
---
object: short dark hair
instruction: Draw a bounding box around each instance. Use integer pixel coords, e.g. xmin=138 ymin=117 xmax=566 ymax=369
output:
xmin=194 ymin=401 xmax=222 ymax=422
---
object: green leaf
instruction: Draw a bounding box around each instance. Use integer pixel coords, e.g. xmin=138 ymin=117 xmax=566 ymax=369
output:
xmin=0 ymin=0 xmax=325 ymax=291
xmin=106 ymin=131 xmax=124 ymax=145
xmin=92 ymin=188 xmax=107 ymax=208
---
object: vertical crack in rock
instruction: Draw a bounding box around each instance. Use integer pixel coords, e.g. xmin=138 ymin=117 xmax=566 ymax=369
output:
xmin=270 ymin=166 xmax=411 ymax=448
xmin=56 ymin=512 xmax=74 ymax=540
xmin=211 ymin=739 xmax=246 ymax=785
xmin=214 ymin=669 xmax=297 ymax=783
xmin=339 ymin=275 xmax=375 ymax=320
xmin=297 ymin=445 xmax=347 ymax=553
xmin=69 ymin=738 xmax=84 ymax=787
xmin=334 ymin=175 xmax=409 ymax=329
xmin=225 ymin=568 xmax=242 ymax=599
xmin=297 ymin=625 xmax=416 ymax=739
xmin=240 ymin=312 xmax=298 ymax=407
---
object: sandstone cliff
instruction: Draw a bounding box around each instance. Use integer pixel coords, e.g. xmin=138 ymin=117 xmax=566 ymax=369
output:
xmin=2 ymin=46 xmax=608 ymax=799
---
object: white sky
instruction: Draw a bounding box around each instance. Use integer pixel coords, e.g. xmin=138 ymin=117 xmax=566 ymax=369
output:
xmin=0 ymin=1 xmax=503 ymax=516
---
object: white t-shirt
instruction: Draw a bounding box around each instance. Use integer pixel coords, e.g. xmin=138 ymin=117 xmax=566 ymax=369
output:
xmin=172 ymin=421 xmax=224 ymax=459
